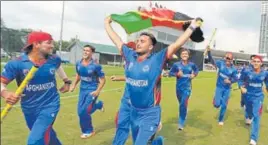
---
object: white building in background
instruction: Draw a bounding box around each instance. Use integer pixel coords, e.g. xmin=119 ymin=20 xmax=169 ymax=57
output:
xmin=259 ymin=1 xmax=268 ymax=54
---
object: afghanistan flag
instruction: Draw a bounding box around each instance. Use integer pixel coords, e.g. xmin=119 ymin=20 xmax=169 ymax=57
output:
xmin=111 ymin=8 xmax=204 ymax=43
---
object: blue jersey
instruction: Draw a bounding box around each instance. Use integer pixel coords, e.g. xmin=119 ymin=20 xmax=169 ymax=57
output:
xmin=238 ymin=65 xmax=253 ymax=87
xmin=239 ymin=69 xmax=268 ymax=97
xmin=75 ymin=59 xmax=105 ymax=90
xmin=169 ymin=61 xmax=199 ymax=90
xmin=1 ymin=53 xmax=61 ymax=112
xmin=122 ymin=45 xmax=167 ymax=108
xmin=215 ymin=60 xmax=238 ymax=89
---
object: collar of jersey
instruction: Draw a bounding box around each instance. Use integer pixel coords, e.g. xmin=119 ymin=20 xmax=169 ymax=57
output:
xmin=79 ymin=59 xmax=94 ymax=65
xmin=21 ymin=53 xmax=52 ymax=62
xmin=133 ymin=52 xmax=153 ymax=59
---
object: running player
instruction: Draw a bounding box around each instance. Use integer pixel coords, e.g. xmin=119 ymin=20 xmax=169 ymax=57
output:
xmin=169 ymin=48 xmax=199 ymax=130
xmin=1 ymin=31 xmax=71 ymax=145
xmin=105 ymin=15 xmax=202 ymax=145
xmin=207 ymin=46 xmax=238 ymax=126
xmin=70 ymin=45 xmax=106 ymax=139
xmin=238 ymin=55 xmax=268 ymax=145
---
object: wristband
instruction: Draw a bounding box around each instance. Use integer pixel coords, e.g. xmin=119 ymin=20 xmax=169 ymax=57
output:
xmin=64 ymin=80 xmax=72 ymax=85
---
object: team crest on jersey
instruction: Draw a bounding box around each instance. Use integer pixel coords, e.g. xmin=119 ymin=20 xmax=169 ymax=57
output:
xmin=23 ymin=69 xmax=29 ymax=76
xmin=50 ymin=68 xmax=55 ymax=75
xmin=128 ymin=62 xmax=133 ymax=70
xmin=142 ymin=65 xmax=150 ymax=72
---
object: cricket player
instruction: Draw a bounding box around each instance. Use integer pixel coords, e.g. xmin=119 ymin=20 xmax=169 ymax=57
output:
xmin=111 ymin=75 xmax=133 ymax=145
xmin=70 ymin=45 xmax=106 ymax=139
xmin=169 ymin=49 xmax=199 ymax=130
xmin=238 ymin=55 xmax=255 ymax=124
xmin=111 ymin=75 xmax=163 ymax=145
xmin=207 ymin=46 xmax=238 ymax=126
xmin=1 ymin=31 xmax=71 ymax=145
xmin=238 ymin=55 xmax=268 ymax=145
xmin=105 ymin=15 xmax=202 ymax=145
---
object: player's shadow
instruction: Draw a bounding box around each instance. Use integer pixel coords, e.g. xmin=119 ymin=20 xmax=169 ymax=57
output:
xmin=95 ymin=120 xmax=116 ymax=133
xmin=160 ymin=109 xmax=213 ymax=145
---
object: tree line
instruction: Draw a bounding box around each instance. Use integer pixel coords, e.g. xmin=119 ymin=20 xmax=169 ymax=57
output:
xmin=1 ymin=17 xmax=77 ymax=57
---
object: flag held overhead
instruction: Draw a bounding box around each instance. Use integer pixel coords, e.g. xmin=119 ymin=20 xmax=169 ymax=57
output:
xmin=111 ymin=8 xmax=204 ymax=43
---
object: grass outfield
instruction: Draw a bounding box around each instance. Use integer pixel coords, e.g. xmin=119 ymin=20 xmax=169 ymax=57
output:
xmin=1 ymin=64 xmax=268 ymax=145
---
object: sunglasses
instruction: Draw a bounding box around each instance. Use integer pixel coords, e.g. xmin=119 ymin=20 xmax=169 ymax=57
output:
xmin=225 ymin=57 xmax=232 ymax=60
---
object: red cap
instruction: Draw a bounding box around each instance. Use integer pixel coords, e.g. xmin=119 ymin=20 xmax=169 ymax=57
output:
xmin=23 ymin=31 xmax=53 ymax=50
xmin=253 ymin=55 xmax=263 ymax=62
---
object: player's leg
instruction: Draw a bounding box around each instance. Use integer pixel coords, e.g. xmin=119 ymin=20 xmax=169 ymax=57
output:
xmin=249 ymin=97 xmax=264 ymax=144
xmin=218 ymin=89 xmax=230 ymax=124
xmin=178 ymin=90 xmax=191 ymax=130
xmin=27 ymin=106 xmax=61 ymax=145
xmin=176 ymin=89 xmax=183 ymax=129
xmin=112 ymin=101 xmax=131 ymax=145
xmin=133 ymin=106 xmax=161 ymax=145
xmin=213 ymin=87 xmax=223 ymax=109
xmin=77 ymin=91 xmax=94 ymax=137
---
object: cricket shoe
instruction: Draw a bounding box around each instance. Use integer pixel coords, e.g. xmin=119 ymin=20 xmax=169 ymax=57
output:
xmin=178 ymin=124 xmax=184 ymax=131
xmin=249 ymin=139 xmax=257 ymax=145
xmin=245 ymin=118 xmax=252 ymax=125
xmin=218 ymin=122 xmax=224 ymax=126
xmin=80 ymin=132 xmax=95 ymax=139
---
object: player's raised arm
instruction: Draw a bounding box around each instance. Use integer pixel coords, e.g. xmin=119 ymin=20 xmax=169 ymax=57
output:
xmin=167 ymin=19 xmax=202 ymax=59
xmin=206 ymin=46 xmax=216 ymax=67
xmin=105 ymin=16 xmax=124 ymax=53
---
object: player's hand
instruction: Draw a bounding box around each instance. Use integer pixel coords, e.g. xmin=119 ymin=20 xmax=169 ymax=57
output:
xmin=190 ymin=74 xmax=195 ymax=79
xmin=240 ymin=87 xmax=247 ymax=94
xmin=177 ymin=70 xmax=183 ymax=78
xmin=91 ymin=90 xmax=100 ymax=97
xmin=70 ymin=85 xmax=76 ymax=92
xmin=206 ymin=45 xmax=211 ymax=51
xmin=110 ymin=75 xmax=117 ymax=81
xmin=59 ymin=84 xmax=70 ymax=93
xmin=105 ymin=16 xmax=112 ymax=24
xmin=1 ymin=90 xmax=21 ymax=105
xmin=190 ymin=18 xmax=203 ymax=28
xmin=224 ymin=79 xmax=231 ymax=84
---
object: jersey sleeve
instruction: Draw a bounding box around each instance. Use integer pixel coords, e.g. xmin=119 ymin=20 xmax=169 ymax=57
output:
xmin=95 ymin=65 xmax=105 ymax=78
xmin=230 ymin=68 xmax=238 ymax=84
xmin=155 ymin=48 xmax=168 ymax=67
xmin=215 ymin=60 xmax=222 ymax=68
xmin=1 ymin=60 xmax=19 ymax=84
xmin=265 ymin=71 xmax=268 ymax=91
xmin=75 ymin=61 xmax=80 ymax=75
xmin=121 ymin=44 xmax=135 ymax=63
xmin=192 ymin=63 xmax=199 ymax=76
xmin=169 ymin=63 xmax=178 ymax=77
xmin=52 ymin=54 xmax=62 ymax=69
xmin=238 ymin=69 xmax=248 ymax=88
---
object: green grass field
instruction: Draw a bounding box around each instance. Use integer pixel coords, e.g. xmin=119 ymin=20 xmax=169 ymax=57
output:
xmin=1 ymin=64 xmax=268 ymax=145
